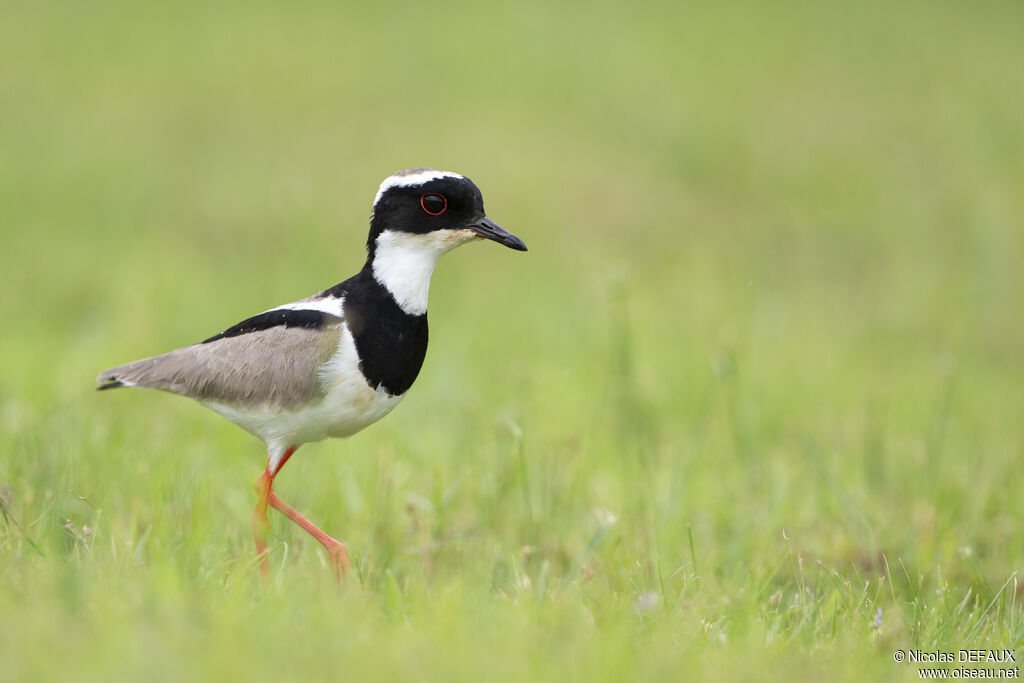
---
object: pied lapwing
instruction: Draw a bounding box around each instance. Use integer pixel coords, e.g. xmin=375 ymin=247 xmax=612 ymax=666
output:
xmin=97 ymin=167 xmax=527 ymax=579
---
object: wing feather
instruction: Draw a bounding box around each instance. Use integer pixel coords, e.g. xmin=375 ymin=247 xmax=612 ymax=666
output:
xmin=97 ymin=316 xmax=343 ymax=409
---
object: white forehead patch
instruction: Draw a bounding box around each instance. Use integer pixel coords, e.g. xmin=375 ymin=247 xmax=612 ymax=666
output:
xmin=373 ymin=169 xmax=464 ymax=207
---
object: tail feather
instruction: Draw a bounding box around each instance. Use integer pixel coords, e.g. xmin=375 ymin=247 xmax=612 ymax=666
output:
xmin=96 ymin=356 xmax=167 ymax=392
xmin=96 ymin=363 xmax=135 ymax=390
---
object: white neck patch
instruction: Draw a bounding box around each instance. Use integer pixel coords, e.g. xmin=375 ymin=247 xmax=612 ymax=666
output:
xmin=372 ymin=229 xmax=478 ymax=315
xmin=373 ymin=169 xmax=464 ymax=207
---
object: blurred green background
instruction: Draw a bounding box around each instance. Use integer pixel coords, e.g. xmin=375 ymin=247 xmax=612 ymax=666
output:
xmin=1 ymin=1 xmax=1022 ymax=681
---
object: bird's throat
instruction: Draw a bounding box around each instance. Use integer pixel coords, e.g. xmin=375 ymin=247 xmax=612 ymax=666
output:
xmin=370 ymin=229 xmax=476 ymax=316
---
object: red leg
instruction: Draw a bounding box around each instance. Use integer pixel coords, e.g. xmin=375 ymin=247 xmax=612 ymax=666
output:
xmin=268 ymin=491 xmax=350 ymax=581
xmin=251 ymin=445 xmax=350 ymax=581
xmin=251 ymin=445 xmax=296 ymax=578
xmin=252 ymin=470 xmax=272 ymax=578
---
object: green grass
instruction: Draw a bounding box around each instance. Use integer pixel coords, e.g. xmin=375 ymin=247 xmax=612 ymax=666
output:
xmin=2 ymin=0 xmax=1023 ymax=680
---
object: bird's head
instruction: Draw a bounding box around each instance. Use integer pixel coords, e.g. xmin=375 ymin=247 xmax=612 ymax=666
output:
xmin=367 ymin=168 xmax=527 ymax=258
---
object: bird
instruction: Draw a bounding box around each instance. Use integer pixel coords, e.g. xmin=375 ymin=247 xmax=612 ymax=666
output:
xmin=97 ymin=167 xmax=527 ymax=579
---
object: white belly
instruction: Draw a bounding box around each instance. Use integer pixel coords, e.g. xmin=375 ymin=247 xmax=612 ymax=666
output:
xmin=202 ymin=325 xmax=404 ymax=450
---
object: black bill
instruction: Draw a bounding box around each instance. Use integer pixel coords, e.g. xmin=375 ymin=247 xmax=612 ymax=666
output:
xmin=468 ymin=217 xmax=527 ymax=251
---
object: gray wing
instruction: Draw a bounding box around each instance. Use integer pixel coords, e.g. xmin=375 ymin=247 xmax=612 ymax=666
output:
xmin=97 ymin=319 xmax=343 ymax=409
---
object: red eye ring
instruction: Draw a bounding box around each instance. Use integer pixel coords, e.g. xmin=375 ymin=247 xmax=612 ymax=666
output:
xmin=420 ymin=193 xmax=447 ymax=215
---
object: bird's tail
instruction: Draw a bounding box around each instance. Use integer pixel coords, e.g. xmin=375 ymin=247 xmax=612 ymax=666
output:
xmin=95 ymin=356 xmax=166 ymax=392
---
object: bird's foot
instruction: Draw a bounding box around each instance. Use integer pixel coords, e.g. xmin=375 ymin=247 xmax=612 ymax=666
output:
xmin=325 ymin=539 xmax=351 ymax=584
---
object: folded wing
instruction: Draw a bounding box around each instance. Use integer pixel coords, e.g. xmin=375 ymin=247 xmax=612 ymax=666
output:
xmin=97 ymin=312 xmax=343 ymax=410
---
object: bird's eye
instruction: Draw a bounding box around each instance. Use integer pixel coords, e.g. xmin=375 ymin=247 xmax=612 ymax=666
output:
xmin=420 ymin=194 xmax=447 ymax=215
